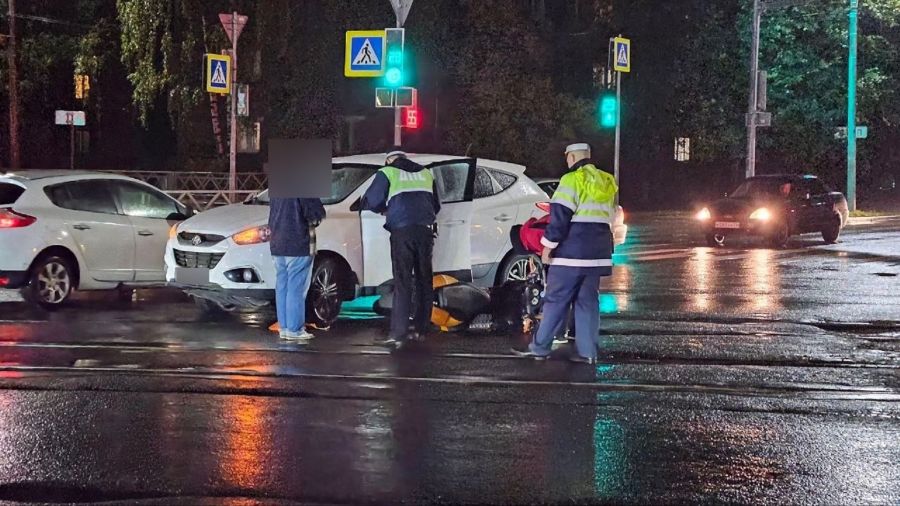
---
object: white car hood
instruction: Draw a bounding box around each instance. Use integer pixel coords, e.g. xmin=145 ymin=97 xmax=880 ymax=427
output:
xmin=178 ymin=203 xmax=270 ymax=236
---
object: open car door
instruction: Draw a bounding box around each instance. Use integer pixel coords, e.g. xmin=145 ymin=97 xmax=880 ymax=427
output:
xmin=428 ymin=158 xmax=476 ymax=281
xmin=359 ymin=158 xmax=476 ymax=288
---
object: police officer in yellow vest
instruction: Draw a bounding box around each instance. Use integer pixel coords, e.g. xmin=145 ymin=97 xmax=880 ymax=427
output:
xmin=512 ymin=143 xmax=618 ymax=364
xmin=361 ymin=148 xmax=441 ymax=347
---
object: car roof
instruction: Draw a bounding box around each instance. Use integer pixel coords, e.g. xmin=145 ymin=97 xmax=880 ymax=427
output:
xmin=333 ymin=153 xmax=527 ymax=175
xmin=0 ymin=170 xmax=142 ymax=185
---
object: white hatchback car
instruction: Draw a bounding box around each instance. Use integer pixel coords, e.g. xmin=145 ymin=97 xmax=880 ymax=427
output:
xmin=0 ymin=171 xmax=192 ymax=307
xmin=165 ymin=154 xmax=549 ymax=326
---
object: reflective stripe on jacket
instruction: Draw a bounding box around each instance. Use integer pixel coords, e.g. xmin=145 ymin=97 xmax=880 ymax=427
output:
xmin=360 ymin=157 xmax=441 ymax=232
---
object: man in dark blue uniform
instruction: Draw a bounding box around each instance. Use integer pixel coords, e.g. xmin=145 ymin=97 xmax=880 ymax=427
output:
xmin=361 ymin=148 xmax=441 ymax=347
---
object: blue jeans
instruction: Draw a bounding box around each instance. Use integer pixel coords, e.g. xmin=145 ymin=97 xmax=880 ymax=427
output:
xmin=530 ymin=266 xmax=602 ymax=359
xmin=273 ymin=256 xmax=314 ymax=333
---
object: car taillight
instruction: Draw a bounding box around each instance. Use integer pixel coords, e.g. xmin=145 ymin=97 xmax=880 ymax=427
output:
xmin=232 ymin=226 xmax=271 ymax=245
xmin=535 ymin=202 xmax=551 ymax=213
xmin=0 ymin=209 xmax=36 ymax=228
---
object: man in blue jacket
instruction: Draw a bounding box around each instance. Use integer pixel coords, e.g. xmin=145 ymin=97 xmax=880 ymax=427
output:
xmin=361 ymin=148 xmax=441 ymax=347
xmin=268 ymin=196 xmax=326 ymax=341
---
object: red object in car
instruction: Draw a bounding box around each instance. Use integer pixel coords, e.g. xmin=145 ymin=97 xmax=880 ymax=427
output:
xmin=0 ymin=209 xmax=36 ymax=228
xmin=518 ymin=215 xmax=550 ymax=255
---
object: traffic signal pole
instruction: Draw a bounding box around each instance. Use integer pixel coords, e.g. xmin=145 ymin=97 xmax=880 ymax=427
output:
xmin=846 ymin=0 xmax=859 ymax=212
xmin=393 ymin=16 xmax=402 ymax=147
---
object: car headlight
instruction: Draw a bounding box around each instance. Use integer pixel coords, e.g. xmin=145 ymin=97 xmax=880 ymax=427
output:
xmin=232 ymin=226 xmax=271 ymax=245
xmin=695 ymin=207 xmax=711 ymax=221
xmin=749 ymin=208 xmax=771 ymax=221
xmin=169 ymin=224 xmax=178 ymax=240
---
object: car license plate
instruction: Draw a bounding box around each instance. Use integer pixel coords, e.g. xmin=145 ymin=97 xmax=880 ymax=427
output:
xmin=175 ymin=267 xmax=210 ymax=285
xmin=714 ymin=221 xmax=741 ymax=229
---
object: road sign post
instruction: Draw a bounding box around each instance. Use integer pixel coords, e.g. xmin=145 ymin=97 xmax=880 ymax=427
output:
xmin=55 ymin=110 xmax=86 ymax=170
xmin=219 ymin=12 xmax=248 ymax=199
xmin=610 ymin=36 xmax=630 ymax=188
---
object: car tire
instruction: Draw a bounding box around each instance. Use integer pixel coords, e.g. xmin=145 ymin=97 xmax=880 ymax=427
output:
xmin=117 ymin=286 xmax=135 ymax=303
xmin=821 ymin=214 xmax=842 ymax=244
xmin=499 ymin=253 xmax=543 ymax=285
xmin=705 ymin=233 xmax=726 ymax=248
xmin=768 ymin=222 xmax=790 ymax=249
xmin=307 ymin=256 xmax=343 ymax=329
xmin=23 ymin=255 xmax=75 ymax=309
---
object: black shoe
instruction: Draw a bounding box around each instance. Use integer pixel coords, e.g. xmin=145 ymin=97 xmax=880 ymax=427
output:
xmin=374 ymin=336 xmax=400 ymax=347
xmin=510 ymin=346 xmax=549 ymax=360
xmin=406 ymin=331 xmax=425 ymax=342
xmin=568 ymin=354 xmax=597 ymax=365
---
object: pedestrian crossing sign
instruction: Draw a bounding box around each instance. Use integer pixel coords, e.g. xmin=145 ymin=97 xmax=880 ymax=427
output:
xmin=345 ymin=30 xmax=386 ymax=77
xmin=613 ymin=37 xmax=631 ymax=73
xmin=205 ymin=54 xmax=231 ymax=94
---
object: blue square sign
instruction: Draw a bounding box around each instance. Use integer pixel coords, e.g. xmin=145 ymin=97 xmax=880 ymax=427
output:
xmin=345 ymin=31 xmax=385 ymax=77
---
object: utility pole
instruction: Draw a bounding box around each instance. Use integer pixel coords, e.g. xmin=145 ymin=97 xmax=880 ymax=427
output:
xmin=846 ymin=0 xmax=859 ymax=212
xmin=746 ymin=0 xmax=762 ymax=178
xmin=7 ymin=0 xmax=20 ymax=169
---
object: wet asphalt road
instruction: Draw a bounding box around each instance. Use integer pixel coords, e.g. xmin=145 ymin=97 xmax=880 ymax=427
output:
xmin=0 ymin=215 xmax=898 ymax=505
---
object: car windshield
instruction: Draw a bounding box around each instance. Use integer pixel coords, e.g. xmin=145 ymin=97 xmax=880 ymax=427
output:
xmin=730 ymin=178 xmax=788 ymax=199
xmin=253 ymin=164 xmax=377 ymax=205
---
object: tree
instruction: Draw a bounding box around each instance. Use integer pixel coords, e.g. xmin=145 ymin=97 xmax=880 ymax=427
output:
xmin=445 ymin=0 xmax=595 ymax=172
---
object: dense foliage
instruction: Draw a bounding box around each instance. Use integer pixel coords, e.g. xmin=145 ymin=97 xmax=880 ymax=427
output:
xmin=1 ymin=0 xmax=898 ymax=204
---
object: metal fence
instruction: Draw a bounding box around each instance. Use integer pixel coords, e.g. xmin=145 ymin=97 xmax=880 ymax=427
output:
xmin=100 ymin=170 xmax=267 ymax=192
xmin=100 ymin=170 xmax=267 ymax=211
xmin=167 ymin=190 xmax=261 ymax=211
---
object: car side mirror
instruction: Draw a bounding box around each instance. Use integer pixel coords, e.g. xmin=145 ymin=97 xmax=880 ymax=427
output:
xmin=349 ymin=197 xmax=361 ymax=213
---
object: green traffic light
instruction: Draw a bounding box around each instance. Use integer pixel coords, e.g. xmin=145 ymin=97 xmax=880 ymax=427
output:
xmin=599 ymin=94 xmax=618 ymax=128
xmin=385 ymin=68 xmax=403 ymax=87
xmin=385 ymin=49 xmax=404 ymax=87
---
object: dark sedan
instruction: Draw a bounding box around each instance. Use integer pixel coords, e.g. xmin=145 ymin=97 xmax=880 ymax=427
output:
xmin=695 ymin=175 xmax=850 ymax=248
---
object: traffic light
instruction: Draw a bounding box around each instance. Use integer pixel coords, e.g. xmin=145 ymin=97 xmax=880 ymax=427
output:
xmin=384 ymin=28 xmax=405 ymax=88
xmin=599 ymin=92 xmax=618 ymax=128
xmin=403 ymin=107 xmax=419 ymax=129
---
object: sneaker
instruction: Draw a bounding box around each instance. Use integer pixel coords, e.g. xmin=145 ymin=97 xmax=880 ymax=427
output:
xmin=568 ymin=354 xmax=597 ymax=365
xmin=280 ymin=330 xmax=312 ymax=342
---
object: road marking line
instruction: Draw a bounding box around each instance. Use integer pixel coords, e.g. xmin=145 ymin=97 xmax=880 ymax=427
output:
xmin=1 ymin=364 xmax=898 ymax=399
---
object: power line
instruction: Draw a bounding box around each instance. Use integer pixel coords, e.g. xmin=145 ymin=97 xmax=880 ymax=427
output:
xmin=1 ymin=13 xmax=92 ymax=29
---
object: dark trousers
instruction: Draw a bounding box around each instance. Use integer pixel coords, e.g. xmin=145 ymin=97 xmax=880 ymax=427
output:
xmin=530 ymin=266 xmax=602 ymax=359
xmin=390 ymin=225 xmax=434 ymax=338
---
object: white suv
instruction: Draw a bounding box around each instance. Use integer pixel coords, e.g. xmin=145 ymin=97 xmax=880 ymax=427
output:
xmin=0 ymin=171 xmax=191 ymax=307
xmin=165 ymin=154 xmax=548 ymax=327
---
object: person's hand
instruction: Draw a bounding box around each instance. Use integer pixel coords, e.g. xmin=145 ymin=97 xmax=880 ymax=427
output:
xmin=541 ymin=247 xmax=551 ymax=265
